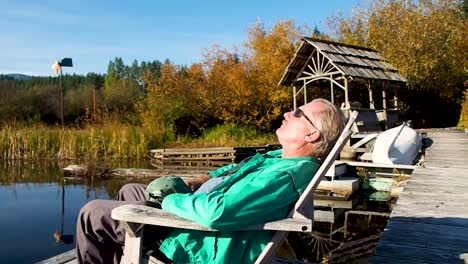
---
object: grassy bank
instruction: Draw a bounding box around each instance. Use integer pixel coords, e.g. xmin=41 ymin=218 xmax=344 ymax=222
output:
xmin=170 ymin=123 xmax=278 ymax=148
xmin=0 ymin=123 xmax=277 ymax=160
xmin=0 ymin=122 xmax=149 ymax=160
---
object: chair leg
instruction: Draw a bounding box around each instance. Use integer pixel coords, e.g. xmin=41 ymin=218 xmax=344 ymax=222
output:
xmin=121 ymin=222 xmax=144 ymax=264
xmin=255 ymin=231 xmax=288 ymax=264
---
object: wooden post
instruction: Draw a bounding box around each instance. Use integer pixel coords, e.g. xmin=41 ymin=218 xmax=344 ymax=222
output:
xmin=330 ymin=81 xmax=334 ymax=104
xmin=121 ymin=222 xmax=144 ymax=264
xmin=293 ymin=85 xmax=297 ymax=110
xmin=344 ymin=78 xmax=350 ymax=108
xmin=382 ymin=86 xmax=387 ymax=121
xmin=59 ymin=67 xmax=64 ymax=130
xmin=368 ymin=80 xmax=374 ymax=109
xmin=303 ymin=80 xmax=307 ymax=104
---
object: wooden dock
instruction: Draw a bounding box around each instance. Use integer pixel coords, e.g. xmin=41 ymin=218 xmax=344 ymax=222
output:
xmin=370 ymin=130 xmax=468 ymax=263
xmin=150 ymin=144 xmax=281 ymax=164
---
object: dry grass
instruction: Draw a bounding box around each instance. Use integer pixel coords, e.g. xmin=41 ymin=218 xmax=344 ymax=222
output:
xmin=0 ymin=122 xmax=277 ymax=160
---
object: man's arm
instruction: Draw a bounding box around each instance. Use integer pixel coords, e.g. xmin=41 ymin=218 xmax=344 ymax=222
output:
xmin=184 ymin=174 xmax=211 ymax=192
xmin=162 ymin=170 xmax=300 ymax=229
xmin=184 ymin=162 xmax=238 ymax=191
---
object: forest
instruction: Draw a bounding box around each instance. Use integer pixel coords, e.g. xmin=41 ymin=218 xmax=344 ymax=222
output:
xmin=0 ymin=0 xmax=466 ymax=160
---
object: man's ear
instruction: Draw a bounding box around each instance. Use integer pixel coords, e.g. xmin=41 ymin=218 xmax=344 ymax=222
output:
xmin=304 ymin=130 xmax=320 ymax=143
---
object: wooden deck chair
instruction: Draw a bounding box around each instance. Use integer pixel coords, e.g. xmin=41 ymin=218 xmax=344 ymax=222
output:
xmin=112 ymin=111 xmax=358 ymax=264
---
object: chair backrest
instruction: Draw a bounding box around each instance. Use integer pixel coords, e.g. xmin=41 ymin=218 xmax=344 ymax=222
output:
xmin=292 ymin=110 xmax=358 ymax=219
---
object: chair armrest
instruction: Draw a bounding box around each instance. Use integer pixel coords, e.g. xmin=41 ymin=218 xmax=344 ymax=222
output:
xmin=111 ymin=204 xmax=313 ymax=233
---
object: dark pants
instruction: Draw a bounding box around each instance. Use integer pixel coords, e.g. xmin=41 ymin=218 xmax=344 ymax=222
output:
xmin=76 ymin=183 xmax=167 ymax=264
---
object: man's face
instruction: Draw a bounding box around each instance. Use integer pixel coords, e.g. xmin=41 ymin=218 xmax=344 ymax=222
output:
xmin=276 ymin=101 xmax=325 ymax=146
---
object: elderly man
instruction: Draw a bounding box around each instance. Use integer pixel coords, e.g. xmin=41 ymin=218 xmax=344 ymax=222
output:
xmin=76 ymin=98 xmax=345 ymax=264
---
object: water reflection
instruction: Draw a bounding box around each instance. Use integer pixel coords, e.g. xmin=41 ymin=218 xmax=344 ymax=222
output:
xmin=0 ymin=160 xmax=398 ymax=263
xmin=0 ymin=160 xmax=149 ymax=264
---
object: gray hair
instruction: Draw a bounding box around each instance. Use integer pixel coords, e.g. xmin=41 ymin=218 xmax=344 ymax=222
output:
xmin=309 ymin=98 xmax=346 ymax=159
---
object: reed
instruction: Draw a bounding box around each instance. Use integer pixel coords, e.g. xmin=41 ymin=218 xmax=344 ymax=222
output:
xmin=172 ymin=123 xmax=278 ymax=148
xmin=0 ymin=122 xmax=152 ymax=160
xmin=0 ymin=122 xmax=277 ymax=160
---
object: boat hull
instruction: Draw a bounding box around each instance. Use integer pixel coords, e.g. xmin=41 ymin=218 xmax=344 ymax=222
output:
xmin=372 ymin=124 xmax=422 ymax=164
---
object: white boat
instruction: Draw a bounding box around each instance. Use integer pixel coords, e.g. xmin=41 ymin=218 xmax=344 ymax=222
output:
xmin=371 ymin=123 xmax=422 ymax=164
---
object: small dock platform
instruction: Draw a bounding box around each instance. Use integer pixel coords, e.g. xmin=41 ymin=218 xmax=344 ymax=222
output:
xmin=370 ymin=130 xmax=468 ymax=263
xmin=150 ymin=144 xmax=281 ymax=164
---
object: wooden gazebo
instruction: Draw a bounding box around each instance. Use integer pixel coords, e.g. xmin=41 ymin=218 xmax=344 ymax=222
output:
xmin=279 ymin=37 xmax=406 ymax=131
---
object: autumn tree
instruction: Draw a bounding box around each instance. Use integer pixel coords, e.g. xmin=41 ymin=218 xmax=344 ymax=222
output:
xmin=139 ymin=61 xmax=212 ymax=145
xmin=330 ymin=0 xmax=467 ymax=127
xmin=241 ymin=20 xmax=305 ymax=130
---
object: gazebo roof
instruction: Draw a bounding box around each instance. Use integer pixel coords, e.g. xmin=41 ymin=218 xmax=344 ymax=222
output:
xmin=279 ymin=37 xmax=407 ymax=86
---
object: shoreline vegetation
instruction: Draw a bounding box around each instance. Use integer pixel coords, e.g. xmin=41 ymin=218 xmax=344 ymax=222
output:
xmin=0 ymin=1 xmax=466 ymax=161
xmin=0 ymin=122 xmax=277 ymax=161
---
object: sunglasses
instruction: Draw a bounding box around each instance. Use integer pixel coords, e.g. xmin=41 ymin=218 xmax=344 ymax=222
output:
xmin=293 ymin=108 xmax=318 ymax=130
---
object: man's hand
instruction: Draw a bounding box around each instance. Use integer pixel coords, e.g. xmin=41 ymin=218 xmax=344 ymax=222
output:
xmin=184 ymin=174 xmax=212 ymax=192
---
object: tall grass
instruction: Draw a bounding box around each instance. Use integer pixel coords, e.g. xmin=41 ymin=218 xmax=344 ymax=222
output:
xmin=171 ymin=123 xmax=278 ymax=148
xmin=0 ymin=122 xmax=278 ymax=160
xmin=0 ymin=122 xmax=152 ymax=160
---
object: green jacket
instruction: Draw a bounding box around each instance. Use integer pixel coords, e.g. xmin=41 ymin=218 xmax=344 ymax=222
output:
xmin=160 ymin=149 xmax=320 ymax=264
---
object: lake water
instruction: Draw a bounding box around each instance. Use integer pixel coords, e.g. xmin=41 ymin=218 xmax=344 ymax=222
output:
xmin=0 ymin=160 xmax=394 ymax=263
xmin=0 ymin=160 xmax=151 ymax=264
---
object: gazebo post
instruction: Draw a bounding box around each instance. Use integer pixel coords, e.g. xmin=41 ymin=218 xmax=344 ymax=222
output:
xmin=344 ymin=78 xmax=350 ymax=108
xmin=293 ymin=85 xmax=297 ymax=110
xmin=393 ymin=91 xmax=398 ymax=110
xmin=368 ymin=80 xmax=374 ymax=109
xmin=304 ymin=80 xmax=307 ymax=104
xmin=382 ymin=84 xmax=387 ymax=120
xmin=330 ymin=81 xmax=334 ymax=104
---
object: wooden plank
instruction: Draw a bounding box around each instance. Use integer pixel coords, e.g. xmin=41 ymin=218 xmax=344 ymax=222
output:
xmin=414 ymin=166 xmax=468 ymax=173
xmin=379 ymin=220 xmax=468 ymax=252
xmin=111 ymin=204 xmax=315 ymax=232
xmin=396 ymin=198 xmax=468 ymax=209
xmin=35 ymin=249 xmax=76 ymax=264
xmin=390 ymin=204 xmax=468 ymax=217
xmin=314 ymin=198 xmax=354 ymax=209
xmin=410 ymin=171 xmax=468 ymax=179
xmin=317 ymin=177 xmax=359 ymax=196
xmin=425 ymin=150 xmax=468 ymax=154
xmin=372 ymin=242 xmax=466 ymax=263
xmin=397 ymin=194 xmax=468 ymax=206
xmin=411 ymin=171 xmax=468 ymax=179
xmin=383 ymin=214 xmax=468 ymax=228
xmin=158 ymin=156 xmax=234 ymax=161
xmin=391 ymin=207 xmax=468 ymax=221
xmin=425 ymin=155 xmax=468 ymax=160
xmin=151 ymin=147 xmax=235 ymax=153
xmin=428 ymin=153 xmax=468 ymax=158
xmin=425 ymin=160 xmax=467 ymax=165
xmin=401 ymin=186 xmax=468 ymax=196
xmin=425 ymin=161 xmax=468 ymax=166
xmin=426 ymin=139 xmax=467 ymax=142
xmin=399 ymin=188 xmax=468 ymax=198
xmin=425 ymin=150 xmax=468 ymax=155
xmin=410 ymin=170 xmax=468 ymax=177
xmin=405 ymin=179 xmax=468 ymax=188
xmin=369 ymin=255 xmax=430 ymax=264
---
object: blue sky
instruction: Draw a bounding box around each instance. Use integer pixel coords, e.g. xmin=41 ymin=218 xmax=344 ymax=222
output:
xmin=0 ymin=0 xmax=364 ymax=76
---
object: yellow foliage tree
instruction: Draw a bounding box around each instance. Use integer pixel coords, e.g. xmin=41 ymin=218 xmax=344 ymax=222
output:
xmin=329 ymin=0 xmax=467 ymax=127
xmin=243 ymin=20 xmax=304 ymax=130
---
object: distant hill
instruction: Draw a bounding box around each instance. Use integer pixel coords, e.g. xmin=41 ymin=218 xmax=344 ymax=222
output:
xmin=4 ymin=73 xmax=33 ymax=80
